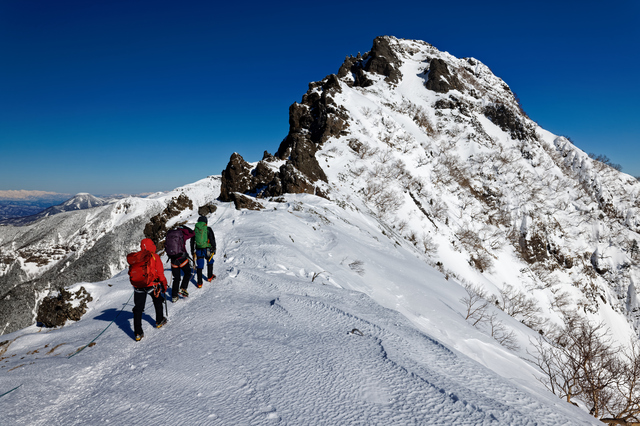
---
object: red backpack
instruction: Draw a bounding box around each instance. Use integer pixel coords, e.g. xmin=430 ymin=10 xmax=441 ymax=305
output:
xmin=126 ymin=250 xmax=156 ymax=288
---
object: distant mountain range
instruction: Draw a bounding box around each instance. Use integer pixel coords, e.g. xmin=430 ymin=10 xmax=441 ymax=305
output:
xmin=0 ymin=190 xmax=70 ymax=200
xmin=0 ymin=198 xmax=71 ymax=221
xmin=0 ymin=193 xmax=111 ymax=225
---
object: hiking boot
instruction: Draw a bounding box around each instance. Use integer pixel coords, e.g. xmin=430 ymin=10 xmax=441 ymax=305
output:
xmin=196 ymin=282 xmax=203 ymax=288
xmin=207 ymin=274 xmax=216 ymax=282
xmin=171 ymin=296 xmax=179 ymax=303
xmin=179 ymin=288 xmax=189 ymax=298
xmin=156 ymin=318 xmax=167 ymax=329
xmin=135 ymin=333 xmax=144 ymax=342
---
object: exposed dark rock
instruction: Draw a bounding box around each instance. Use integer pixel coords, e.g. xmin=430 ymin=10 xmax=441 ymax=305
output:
xmin=366 ymin=36 xmax=403 ymax=85
xmin=434 ymin=95 xmax=469 ymax=115
xmin=198 ymin=203 xmax=217 ymax=217
xmin=219 ymin=153 xmax=254 ymax=202
xmin=253 ymin=160 xmax=277 ymax=189
xmin=218 ymin=37 xmax=406 ymax=202
xmin=228 ymin=193 xmax=264 ymax=211
xmin=265 ymin=177 xmax=283 ymax=197
xmin=279 ymin=163 xmax=317 ymax=195
xmin=338 ymin=36 xmax=403 ymax=88
xmin=262 ymin=151 xmax=277 ymax=162
xmin=337 ymin=55 xmax=359 ymax=80
xmin=425 ymin=58 xmax=464 ymax=94
xmin=143 ymin=193 xmax=193 ymax=249
xmin=36 ymin=286 xmax=93 ymax=328
xmin=483 ymin=103 xmax=537 ymax=141
xmin=591 ymin=250 xmax=610 ymax=275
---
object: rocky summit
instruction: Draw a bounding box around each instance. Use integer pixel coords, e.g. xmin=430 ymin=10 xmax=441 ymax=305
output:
xmin=220 ymin=36 xmax=640 ymax=339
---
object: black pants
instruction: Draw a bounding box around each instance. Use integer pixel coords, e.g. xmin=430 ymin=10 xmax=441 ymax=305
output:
xmin=196 ymin=264 xmax=214 ymax=284
xmin=171 ymin=254 xmax=191 ymax=296
xmin=132 ymin=287 xmax=164 ymax=336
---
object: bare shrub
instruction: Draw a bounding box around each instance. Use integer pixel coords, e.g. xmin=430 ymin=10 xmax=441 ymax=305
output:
xmin=372 ymin=190 xmax=403 ymax=217
xmin=422 ymin=234 xmax=438 ymax=255
xmin=349 ymin=139 xmax=378 ymax=159
xmin=456 ymin=227 xmax=483 ymax=252
xmin=488 ymin=312 xmax=519 ymax=351
xmin=413 ymin=108 xmax=436 ymax=136
xmin=395 ymin=219 xmax=408 ymax=233
xmin=349 ymin=166 xmax=366 ymax=178
xmin=363 ymin=181 xmax=403 ymax=217
xmin=376 ymin=148 xmax=394 ymax=164
xmin=416 ymin=155 xmax=430 ymax=167
xmin=460 ymin=282 xmax=490 ymax=326
xmin=430 ymin=199 xmax=448 ymax=222
xmin=456 ymin=227 xmax=494 ymax=272
xmin=550 ymin=290 xmax=572 ymax=313
xmin=531 ymin=313 xmax=640 ymax=423
xmin=495 ymin=284 xmax=545 ymax=329
xmin=470 ymin=252 xmax=493 ymax=273
xmin=460 ymin=282 xmax=517 ymax=350
xmin=363 ymin=181 xmax=384 ymax=198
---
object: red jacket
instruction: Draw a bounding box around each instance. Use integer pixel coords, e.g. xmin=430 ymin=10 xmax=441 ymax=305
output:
xmin=140 ymin=238 xmax=168 ymax=290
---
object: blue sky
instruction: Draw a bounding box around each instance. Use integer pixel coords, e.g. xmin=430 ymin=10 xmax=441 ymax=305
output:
xmin=1 ymin=0 xmax=638 ymax=195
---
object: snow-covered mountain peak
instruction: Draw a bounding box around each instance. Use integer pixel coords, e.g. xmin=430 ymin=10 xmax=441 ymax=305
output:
xmin=60 ymin=193 xmax=106 ymax=209
xmin=220 ymin=35 xmax=640 ymax=350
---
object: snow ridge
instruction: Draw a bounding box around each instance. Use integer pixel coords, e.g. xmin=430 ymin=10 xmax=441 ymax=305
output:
xmin=0 ymin=194 xmax=598 ymax=424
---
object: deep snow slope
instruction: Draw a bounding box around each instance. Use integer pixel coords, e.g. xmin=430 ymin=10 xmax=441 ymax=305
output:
xmin=0 ymin=192 xmax=598 ymax=425
xmin=295 ymin=37 xmax=640 ymax=345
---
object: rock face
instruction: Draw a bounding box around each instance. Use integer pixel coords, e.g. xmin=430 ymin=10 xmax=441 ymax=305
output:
xmin=143 ymin=193 xmax=194 ymax=250
xmin=219 ymin=36 xmax=407 ymax=204
xmin=36 ymin=286 xmax=93 ymax=328
xmin=483 ymin=103 xmax=537 ymax=141
xmin=425 ymin=58 xmax=464 ymax=94
xmin=220 ymin=34 xmax=640 ymax=344
xmin=338 ymin=36 xmax=403 ymax=87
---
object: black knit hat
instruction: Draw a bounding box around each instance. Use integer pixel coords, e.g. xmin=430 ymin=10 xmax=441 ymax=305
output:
xmin=198 ymin=215 xmax=208 ymax=224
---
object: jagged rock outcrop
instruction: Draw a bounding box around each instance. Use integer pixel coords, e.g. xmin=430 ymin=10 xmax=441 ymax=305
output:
xmin=143 ymin=193 xmax=193 ymax=249
xmin=220 ymin=37 xmax=408 ymax=202
xmin=425 ymin=58 xmax=464 ymax=93
xmin=198 ymin=203 xmax=217 ymax=217
xmin=228 ymin=193 xmax=264 ymax=211
xmin=338 ymin=36 xmax=403 ymax=87
xmin=219 ymin=153 xmax=254 ymax=202
xmin=36 ymin=286 xmax=93 ymax=328
xmin=218 ymin=35 xmax=640 ymax=344
xmin=484 ymin=103 xmax=537 ymax=141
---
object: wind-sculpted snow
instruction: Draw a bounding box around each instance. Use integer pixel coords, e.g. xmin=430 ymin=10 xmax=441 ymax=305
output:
xmin=0 ymin=196 xmax=596 ymax=424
